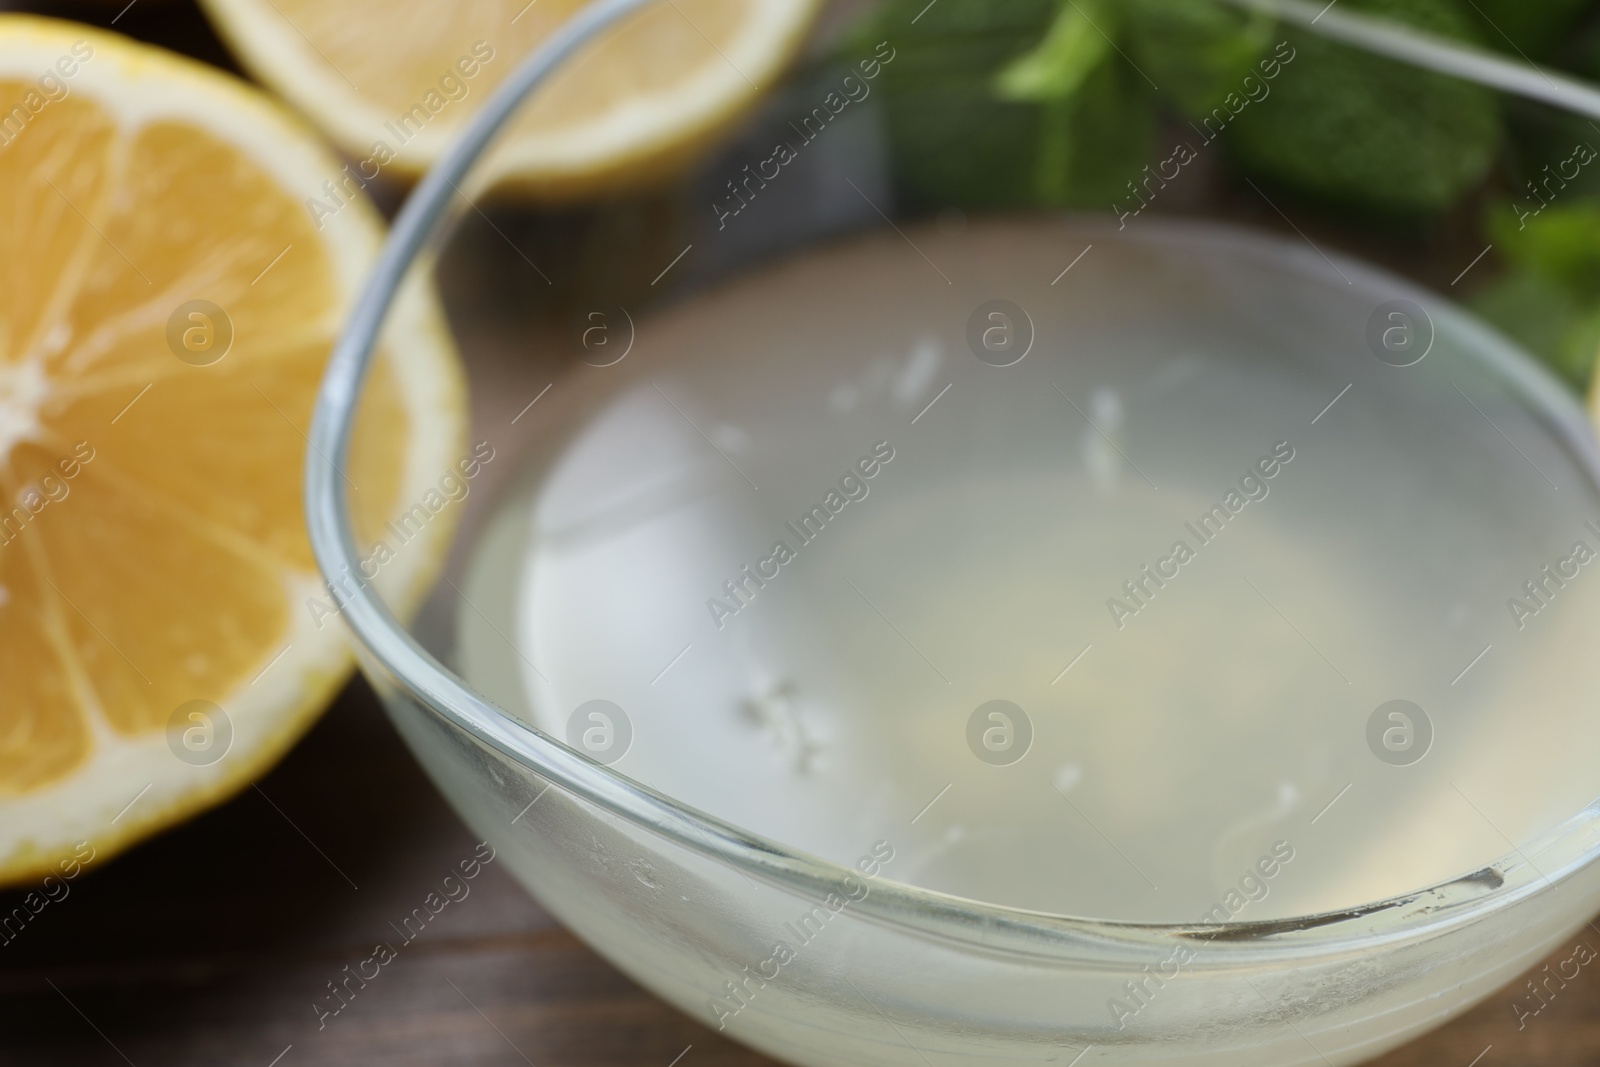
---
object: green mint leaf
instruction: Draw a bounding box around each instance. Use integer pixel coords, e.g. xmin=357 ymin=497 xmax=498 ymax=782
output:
xmin=1487 ymin=197 xmax=1600 ymax=297
xmin=1464 ymin=0 xmax=1594 ymax=61
xmin=1119 ymin=0 xmax=1273 ymax=118
xmin=995 ymin=0 xmax=1114 ymax=102
xmin=1226 ymin=0 xmax=1499 ymax=216
xmin=1033 ymin=59 xmax=1155 ymax=204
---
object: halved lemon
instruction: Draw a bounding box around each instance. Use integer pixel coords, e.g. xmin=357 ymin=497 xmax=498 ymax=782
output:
xmin=197 ymin=0 xmax=819 ymax=198
xmin=0 ymin=16 xmax=465 ymax=884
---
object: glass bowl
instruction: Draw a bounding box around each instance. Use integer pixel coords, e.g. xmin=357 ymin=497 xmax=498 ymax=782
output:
xmin=308 ymin=1 xmax=1600 ymax=1063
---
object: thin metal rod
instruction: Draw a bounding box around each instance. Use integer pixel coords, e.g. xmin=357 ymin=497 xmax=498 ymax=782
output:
xmin=1220 ymin=0 xmax=1600 ymax=120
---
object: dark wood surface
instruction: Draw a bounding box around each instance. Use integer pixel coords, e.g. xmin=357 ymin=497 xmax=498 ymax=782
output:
xmin=5 ymin=2 xmax=1600 ymax=1065
xmin=0 ymin=680 xmax=754 ymax=1067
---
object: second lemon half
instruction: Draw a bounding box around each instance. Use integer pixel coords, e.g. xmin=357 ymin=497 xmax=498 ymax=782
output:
xmin=199 ymin=0 xmax=820 ymax=198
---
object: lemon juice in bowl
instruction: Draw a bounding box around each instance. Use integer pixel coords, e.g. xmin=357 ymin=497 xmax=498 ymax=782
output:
xmin=456 ymin=216 xmax=1600 ymax=927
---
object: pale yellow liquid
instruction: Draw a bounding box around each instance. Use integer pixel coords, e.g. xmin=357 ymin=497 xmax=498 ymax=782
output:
xmin=459 ymin=220 xmax=1600 ymax=923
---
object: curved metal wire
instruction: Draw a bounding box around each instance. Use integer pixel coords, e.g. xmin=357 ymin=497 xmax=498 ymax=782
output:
xmin=1220 ymin=0 xmax=1600 ymax=120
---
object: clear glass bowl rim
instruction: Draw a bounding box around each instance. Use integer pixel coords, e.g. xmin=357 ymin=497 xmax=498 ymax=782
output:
xmin=306 ymin=0 xmax=1600 ymax=963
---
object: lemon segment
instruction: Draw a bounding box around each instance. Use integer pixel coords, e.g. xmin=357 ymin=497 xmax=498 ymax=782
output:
xmin=0 ymin=16 xmax=465 ymax=884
